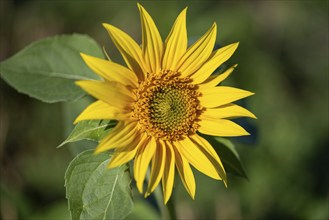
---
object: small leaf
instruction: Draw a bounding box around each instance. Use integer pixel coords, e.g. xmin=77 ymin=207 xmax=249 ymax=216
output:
xmin=65 ymin=150 xmax=134 ymax=220
xmin=0 ymin=34 xmax=103 ymax=103
xmin=203 ymin=135 xmax=248 ymax=179
xmin=58 ymin=120 xmax=116 ymax=148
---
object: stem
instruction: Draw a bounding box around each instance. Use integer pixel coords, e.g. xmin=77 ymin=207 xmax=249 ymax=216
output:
xmin=145 ymin=170 xmax=170 ymax=219
xmin=153 ymin=185 xmax=170 ymax=220
xmin=166 ymin=197 xmax=177 ymax=220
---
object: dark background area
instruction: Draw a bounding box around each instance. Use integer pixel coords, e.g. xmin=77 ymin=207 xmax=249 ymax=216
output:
xmin=1 ymin=0 xmax=328 ymax=219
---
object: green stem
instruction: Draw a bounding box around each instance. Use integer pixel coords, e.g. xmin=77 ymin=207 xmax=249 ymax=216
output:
xmin=153 ymin=186 xmax=168 ymax=220
xmin=145 ymin=170 xmax=169 ymax=219
xmin=166 ymin=197 xmax=177 ymax=220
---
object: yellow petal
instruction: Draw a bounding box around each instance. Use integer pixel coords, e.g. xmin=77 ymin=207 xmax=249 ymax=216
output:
xmin=190 ymin=134 xmax=227 ymax=186
xmin=201 ymin=103 xmax=257 ymax=119
xmin=145 ymin=139 xmax=166 ymax=197
xmin=134 ymin=136 xmax=157 ymax=193
xmin=95 ymin=122 xmax=138 ymax=153
xmin=191 ymin=43 xmax=239 ymax=84
xmin=199 ymin=86 xmax=254 ymax=108
xmin=74 ymin=100 xmax=129 ymax=124
xmin=138 ymin=4 xmax=163 ymax=74
xmin=173 ymin=144 xmax=196 ymax=199
xmin=198 ymin=118 xmax=250 ymax=137
xmin=177 ymin=23 xmax=217 ymax=77
xmin=133 ymin=136 xmax=149 ymax=193
xmin=107 ymin=148 xmax=136 ymax=169
xmin=176 ymin=138 xmax=220 ymax=180
xmin=80 ymin=53 xmax=139 ymax=87
xmin=75 ymin=80 xmax=135 ymax=109
xmin=199 ymin=64 xmax=237 ymax=89
xmin=162 ymin=142 xmax=175 ymax=204
xmin=107 ymin=133 xmax=145 ymax=169
xmin=162 ymin=8 xmax=187 ymax=70
xmin=103 ymin=23 xmax=148 ymax=80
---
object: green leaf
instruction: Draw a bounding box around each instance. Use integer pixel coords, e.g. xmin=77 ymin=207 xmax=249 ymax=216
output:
xmin=58 ymin=120 xmax=116 ymax=148
xmin=203 ymin=135 xmax=248 ymax=179
xmin=0 ymin=34 xmax=103 ymax=103
xmin=65 ymin=150 xmax=133 ymax=220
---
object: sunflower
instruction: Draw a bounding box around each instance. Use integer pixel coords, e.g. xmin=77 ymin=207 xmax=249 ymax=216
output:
xmin=75 ymin=4 xmax=255 ymax=203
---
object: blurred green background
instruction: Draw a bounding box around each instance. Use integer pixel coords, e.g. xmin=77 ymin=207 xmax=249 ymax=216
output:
xmin=0 ymin=0 xmax=328 ymax=219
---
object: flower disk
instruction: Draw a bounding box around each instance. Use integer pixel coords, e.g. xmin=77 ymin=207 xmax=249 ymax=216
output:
xmin=75 ymin=3 xmax=256 ymax=204
xmin=133 ymin=70 xmax=203 ymax=141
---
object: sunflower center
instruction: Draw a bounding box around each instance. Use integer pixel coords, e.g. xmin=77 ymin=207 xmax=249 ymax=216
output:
xmin=150 ymin=87 xmax=191 ymax=130
xmin=132 ymin=70 xmax=204 ymax=141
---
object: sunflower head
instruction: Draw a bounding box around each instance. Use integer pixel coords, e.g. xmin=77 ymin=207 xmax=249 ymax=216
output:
xmin=75 ymin=3 xmax=256 ymax=203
